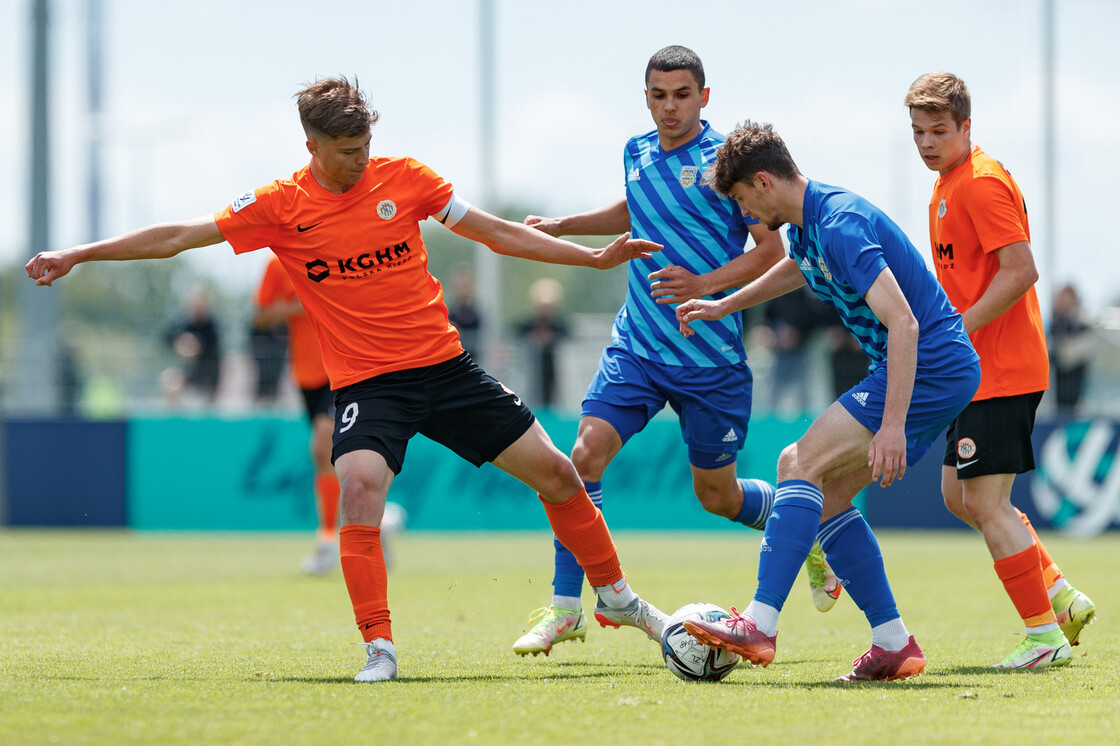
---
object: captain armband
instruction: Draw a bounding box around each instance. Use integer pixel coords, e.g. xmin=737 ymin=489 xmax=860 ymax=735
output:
xmin=434 ymin=194 xmax=471 ymax=228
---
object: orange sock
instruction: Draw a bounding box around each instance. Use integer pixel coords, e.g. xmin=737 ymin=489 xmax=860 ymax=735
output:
xmin=315 ymin=472 xmax=341 ymax=543
xmin=1017 ymin=509 xmax=1063 ymax=590
xmin=540 ymin=488 xmax=622 ymax=587
xmin=993 ymin=543 xmax=1057 ymax=628
xmin=340 ymin=524 xmax=391 ymax=642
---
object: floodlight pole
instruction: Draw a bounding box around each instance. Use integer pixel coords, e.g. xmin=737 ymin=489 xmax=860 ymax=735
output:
xmin=14 ymin=0 xmax=60 ymax=415
xmin=474 ymin=0 xmax=502 ymax=372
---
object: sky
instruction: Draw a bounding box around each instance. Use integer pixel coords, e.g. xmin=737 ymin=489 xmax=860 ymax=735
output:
xmin=2 ymin=0 xmax=1118 ymax=315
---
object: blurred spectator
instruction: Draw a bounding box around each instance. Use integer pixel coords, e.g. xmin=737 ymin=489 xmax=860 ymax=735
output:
xmin=447 ymin=265 xmax=482 ymax=361
xmin=518 ymin=277 xmax=570 ymax=410
xmin=759 ymin=284 xmax=824 ymax=414
xmin=165 ymin=288 xmax=222 ymax=404
xmin=249 ymin=312 xmax=289 ymax=404
xmin=56 ymin=336 xmax=83 ymax=416
xmin=1048 ymin=283 xmax=1094 ymax=414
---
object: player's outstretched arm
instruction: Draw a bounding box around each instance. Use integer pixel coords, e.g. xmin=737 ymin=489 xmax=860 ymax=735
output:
xmin=650 ymin=223 xmax=786 ymax=304
xmin=26 ymin=216 xmax=225 ymax=287
xmin=677 ymin=255 xmax=805 ymax=335
xmin=524 ymin=199 xmax=630 ymax=237
xmin=453 ymin=206 xmax=659 ymax=269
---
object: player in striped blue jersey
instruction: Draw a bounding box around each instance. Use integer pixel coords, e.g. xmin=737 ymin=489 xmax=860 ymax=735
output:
xmin=512 ymin=46 xmax=838 ymax=658
xmin=677 ymin=121 xmax=981 ymax=681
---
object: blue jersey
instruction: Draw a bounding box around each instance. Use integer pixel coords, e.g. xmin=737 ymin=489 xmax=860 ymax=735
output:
xmin=786 ymin=181 xmax=977 ymax=376
xmin=613 ymin=121 xmax=757 ymax=367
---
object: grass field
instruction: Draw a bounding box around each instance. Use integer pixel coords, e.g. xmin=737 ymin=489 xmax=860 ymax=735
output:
xmin=1 ymin=528 xmax=1115 ymax=745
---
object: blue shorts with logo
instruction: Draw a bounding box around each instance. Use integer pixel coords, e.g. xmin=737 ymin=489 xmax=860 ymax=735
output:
xmin=582 ymin=344 xmax=753 ymax=469
xmin=837 ymin=359 xmax=981 ymax=465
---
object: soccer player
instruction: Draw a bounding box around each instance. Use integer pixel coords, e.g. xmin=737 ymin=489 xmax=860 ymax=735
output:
xmin=253 ymin=254 xmax=343 ymax=575
xmin=905 ymin=72 xmax=1096 ymax=667
xmin=512 ymin=46 xmax=839 ymax=658
xmin=26 ymin=76 xmax=669 ymax=683
xmin=676 ymin=121 xmax=981 ymax=681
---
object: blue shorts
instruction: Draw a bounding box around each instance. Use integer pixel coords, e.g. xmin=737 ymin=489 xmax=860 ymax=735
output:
xmin=582 ymin=345 xmax=752 ymax=469
xmin=838 ymin=359 xmax=981 ymax=465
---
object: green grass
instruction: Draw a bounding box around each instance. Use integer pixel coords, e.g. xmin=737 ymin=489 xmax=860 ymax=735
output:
xmin=1 ymin=529 xmax=1115 ymax=745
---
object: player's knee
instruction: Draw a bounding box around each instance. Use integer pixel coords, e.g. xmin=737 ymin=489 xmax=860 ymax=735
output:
xmin=776 ymin=443 xmax=801 ymax=481
xmin=693 ymin=481 xmax=737 ymax=519
xmin=570 ymin=439 xmax=608 ymax=481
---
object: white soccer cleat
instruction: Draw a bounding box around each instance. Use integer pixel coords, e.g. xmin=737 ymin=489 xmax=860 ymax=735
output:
xmin=593 ymin=597 xmax=668 ymax=642
xmin=353 ymin=638 xmax=398 ymax=682
xmin=301 ymin=541 xmax=339 ymax=575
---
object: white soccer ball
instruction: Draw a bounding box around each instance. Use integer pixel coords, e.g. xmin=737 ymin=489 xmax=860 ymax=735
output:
xmin=660 ymin=602 xmax=741 ymax=682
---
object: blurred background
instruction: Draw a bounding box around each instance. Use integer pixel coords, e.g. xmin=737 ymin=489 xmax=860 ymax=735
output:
xmin=1 ymin=0 xmax=1118 ymax=536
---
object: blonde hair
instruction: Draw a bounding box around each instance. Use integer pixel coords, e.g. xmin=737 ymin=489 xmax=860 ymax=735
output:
xmin=295 ymin=76 xmax=379 ymax=140
xmin=904 ymin=72 xmax=971 ymax=125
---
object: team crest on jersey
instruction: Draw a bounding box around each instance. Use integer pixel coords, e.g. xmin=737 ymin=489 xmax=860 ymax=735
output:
xmin=678 ymin=165 xmax=699 ymax=188
xmin=817 ymin=257 xmax=833 ymax=282
xmin=377 ymin=200 xmax=397 ymax=220
xmin=938 ymin=199 xmax=947 ymax=219
xmin=957 ymin=437 xmax=977 ymax=459
xmin=231 ymin=190 xmax=256 ymax=213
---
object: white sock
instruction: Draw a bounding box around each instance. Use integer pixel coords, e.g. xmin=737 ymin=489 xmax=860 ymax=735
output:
xmin=1047 ymin=577 xmax=1068 ymax=600
xmin=370 ymin=637 xmax=395 ymax=655
xmin=551 ymin=595 xmax=582 ymax=611
xmin=592 ymin=577 xmax=637 ymax=609
xmin=744 ymin=600 xmax=779 ymax=637
xmin=870 ymin=618 xmax=910 ymax=652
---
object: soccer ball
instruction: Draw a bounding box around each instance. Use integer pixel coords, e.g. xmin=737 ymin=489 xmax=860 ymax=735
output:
xmin=660 ymin=603 xmax=741 ymax=682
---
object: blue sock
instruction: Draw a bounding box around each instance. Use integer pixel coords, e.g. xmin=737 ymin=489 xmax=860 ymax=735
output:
xmin=551 ymin=482 xmax=602 ymax=598
xmin=733 ymin=478 xmax=775 ymax=530
xmin=817 ymin=507 xmax=900 ymax=627
xmin=753 ymin=480 xmax=823 ymax=612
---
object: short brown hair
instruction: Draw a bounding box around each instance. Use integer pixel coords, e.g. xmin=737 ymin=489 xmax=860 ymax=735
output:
xmin=295 ymin=76 xmax=379 ymax=140
xmin=703 ymin=121 xmax=800 ymax=196
xmin=904 ymin=72 xmax=971 ymax=125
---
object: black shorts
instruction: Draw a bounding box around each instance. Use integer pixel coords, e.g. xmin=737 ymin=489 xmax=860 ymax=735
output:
xmin=943 ymin=391 xmax=1044 ymax=479
xmin=300 ymin=383 xmax=334 ymax=421
xmin=332 ymin=352 xmax=536 ymax=474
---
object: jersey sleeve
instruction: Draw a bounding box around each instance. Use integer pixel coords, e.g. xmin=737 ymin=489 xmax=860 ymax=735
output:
xmin=214 ymin=183 xmax=284 ymax=255
xmin=962 ymin=174 xmax=1029 ymax=254
xmin=822 ymin=212 xmax=888 ymax=296
xmin=404 ymin=159 xmax=455 ymax=220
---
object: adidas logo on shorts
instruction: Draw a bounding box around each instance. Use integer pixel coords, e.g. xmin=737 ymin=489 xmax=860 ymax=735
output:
xmin=722 ymin=428 xmax=738 ymax=443
xmin=852 ymin=391 xmax=869 ymax=407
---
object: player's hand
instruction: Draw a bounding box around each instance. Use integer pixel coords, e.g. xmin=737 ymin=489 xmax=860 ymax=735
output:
xmin=524 ymin=215 xmax=563 ymax=237
xmin=868 ymin=423 xmax=907 ymax=487
xmin=25 ymin=249 xmax=78 ymax=287
xmin=594 ymin=232 xmax=662 ymax=269
xmin=649 ymin=265 xmax=710 ymax=304
xmin=676 ymin=298 xmax=726 ymax=337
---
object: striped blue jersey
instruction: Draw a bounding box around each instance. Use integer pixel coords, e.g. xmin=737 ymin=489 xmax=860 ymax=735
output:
xmin=786 ymin=181 xmax=977 ymax=375
xmin=613 ymin=121 xmax=757 ymax=367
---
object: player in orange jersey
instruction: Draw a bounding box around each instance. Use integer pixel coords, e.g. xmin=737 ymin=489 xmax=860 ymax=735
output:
xmin=27 ymin=76 xmax=668 ymax=683
xmin=906 ymin=72 xmax=1095 ymax=669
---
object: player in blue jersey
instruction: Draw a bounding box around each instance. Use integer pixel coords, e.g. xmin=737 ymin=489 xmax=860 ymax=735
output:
xmin=677 ymin=121 xmax=981 ymax=681
xmin=512 ymin=46 xmax=840 ymax=658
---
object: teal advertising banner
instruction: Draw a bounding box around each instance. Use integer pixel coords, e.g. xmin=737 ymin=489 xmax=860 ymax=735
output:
xmin=125 ymin=412 xmax=812 ymax=532
xmin=129 ymin=416 xmax=316 ymax=530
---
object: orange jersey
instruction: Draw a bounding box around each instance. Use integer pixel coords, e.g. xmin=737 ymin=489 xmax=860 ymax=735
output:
xmin=928 ymin=146 xmax=1048 ymax=400
xmin=254 ymin=253 xmax=329 ymax=390
xmin=216 ymin=157 xmax=462 ymax=388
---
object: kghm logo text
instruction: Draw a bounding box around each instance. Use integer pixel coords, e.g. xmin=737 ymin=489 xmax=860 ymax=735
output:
xmin=305 ymin=242 xmax=412 ymax=282
xmin=936 ymin=242 xmax=954 ymax=270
